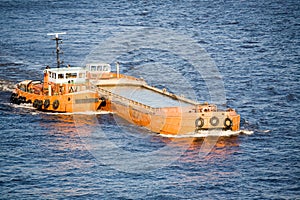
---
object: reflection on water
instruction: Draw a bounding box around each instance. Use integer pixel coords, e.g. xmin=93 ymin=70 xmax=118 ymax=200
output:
xmin=40 ymin=114 xmax=75 ymax=134
xmin=41 ymin=113 xmax=242 ymax=163
xmin=36 ymin=112 xmax=243 ymax=179
xmin=72 ymin=113 xmax=242 ymax=167
xmin=181 ymin=136 xmax=241 ymax=162
xmin=3 ymin=109 xmax=244 ymax=196
xmin=39 ymin=114 xmax=85 ymax=152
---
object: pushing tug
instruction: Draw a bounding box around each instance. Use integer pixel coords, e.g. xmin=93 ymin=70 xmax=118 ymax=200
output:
xmin=10 ymin=33 xmax=102 ymax=113
xmin=10 ymin=33 xmax=240 ymax=135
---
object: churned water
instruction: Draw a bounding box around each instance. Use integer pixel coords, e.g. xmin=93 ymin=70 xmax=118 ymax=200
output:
xmin=0 ymin=0 xmax=299 ymax=199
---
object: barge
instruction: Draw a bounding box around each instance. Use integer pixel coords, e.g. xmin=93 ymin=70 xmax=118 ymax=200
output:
xmin=10 ymin=33 xmax=240 ymax=136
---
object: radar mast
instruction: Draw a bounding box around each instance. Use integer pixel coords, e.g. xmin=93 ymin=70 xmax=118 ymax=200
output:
xmin=47 ymin=32 xmax=66 ymax=68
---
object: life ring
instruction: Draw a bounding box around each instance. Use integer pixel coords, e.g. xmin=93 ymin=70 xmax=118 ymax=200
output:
xmin=44 ymin=99 xmax=50 ymax=109
xmin=15 ymin=97 xmax=21 ymax=105
xmin=33 ymin=99 xmax=39 ymax=108
xmin=11 ymin=95 xmax=20 ymax=104
xmin=10 ymin=93 xmax=17 ymax=103
xmin=210 ymin=116 xmax=219 ymax=126
xmin=52 ymin=100 xmax=59 ymax=109
xmin=224 ymin=118 xmax=233 ymax=130
xmin=19 ymin=96 xmax=26 ymax=103
xmin=36 ymin=100 xmax=43 ymax=110
xmin=11 ymin=93 xmax=17 ymax=98
xmin=195 ymin=117 xmax=205 ymax=130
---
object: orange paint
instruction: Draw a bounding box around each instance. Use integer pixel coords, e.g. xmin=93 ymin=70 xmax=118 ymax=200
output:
xmin=11 ymin=62 xmax=240 ymax=136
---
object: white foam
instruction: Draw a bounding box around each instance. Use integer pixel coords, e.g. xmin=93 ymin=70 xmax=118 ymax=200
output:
xmin=7 ymin=103 xmax=111 ymax=115
xmin=259 ymin=129 xmax=271 ymax=133
xmin=0 ymin=80 xmax=15 ymax=92
xmin=45 ymin=111 xmax=112 ymax=115
xmin=241 ymin=130 xmax=255 ymax=135
xmin=8 ymin=103 xmax=35 ymax=109
xmin=159 ymin=130 xmax=254 ymax=138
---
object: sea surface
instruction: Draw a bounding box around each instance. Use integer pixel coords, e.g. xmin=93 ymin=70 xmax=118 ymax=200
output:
xmin=0 ymin=0 xmax=299 ymax=199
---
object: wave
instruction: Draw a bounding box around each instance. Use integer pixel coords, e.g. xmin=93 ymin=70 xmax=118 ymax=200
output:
xmin=0 ymin=79 xmax=15 ymax=92
xmin=7 ymin=103 xmax=35 ymax=109
xmin=6 ymin=102 xmax=112 ymax=115
xmin=159 ymin=130 xmax=254 ymax=138
xmin=46 ymin=111 xmax=112 ymax=115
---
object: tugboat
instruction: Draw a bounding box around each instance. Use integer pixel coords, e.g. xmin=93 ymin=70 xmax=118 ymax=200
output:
xmin=10 ymin=33 xmax=102 ymax=112
xmin=10 ymin=33 xmax=241 ymax=135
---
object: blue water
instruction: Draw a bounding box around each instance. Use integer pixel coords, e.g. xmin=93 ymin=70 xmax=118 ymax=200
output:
xmin=1 ymin=0 xmax=299 ymax=199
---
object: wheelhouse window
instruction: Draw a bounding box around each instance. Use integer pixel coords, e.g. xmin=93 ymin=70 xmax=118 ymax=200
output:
xmin=52 ymin=73 xmax=56 ymax=79
xmin=103 ymin=65 xmax=108 ymax=71
xmin=91 ymin=66 xmax=97 ymax=71
xmin=66 ymin=73 xmax=77 ymax=79
xmin=58 ymin=74 xmax=64 ymax=79
xmin=97 ymin=65 xmax=103 ymax=71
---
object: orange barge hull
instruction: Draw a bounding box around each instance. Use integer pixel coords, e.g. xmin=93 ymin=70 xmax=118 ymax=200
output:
xmin=97 ymin=86 xmax=240 ymax=135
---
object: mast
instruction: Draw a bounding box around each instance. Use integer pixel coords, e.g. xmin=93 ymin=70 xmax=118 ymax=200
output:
xmin=47 ymin=32 xmax=66 ymax=68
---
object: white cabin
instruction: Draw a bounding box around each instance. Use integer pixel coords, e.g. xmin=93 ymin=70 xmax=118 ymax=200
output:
xmin=46 ymin=67 xmax=86 ymax=84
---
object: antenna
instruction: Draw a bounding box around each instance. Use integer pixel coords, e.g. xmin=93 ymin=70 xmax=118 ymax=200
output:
xmin=47 ymin=32 xmax=66 ymax=68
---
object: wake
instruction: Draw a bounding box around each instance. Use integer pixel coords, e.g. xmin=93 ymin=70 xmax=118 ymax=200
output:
xmin=0 ymin=79 xmax=15 ymax=92
xmin=7 ymin=103 xmax=111 ymax=115
xmin=160 ymin=129 xmax=254 ymax=138
xmin=46 ymin=111 xmax=111 ymax=115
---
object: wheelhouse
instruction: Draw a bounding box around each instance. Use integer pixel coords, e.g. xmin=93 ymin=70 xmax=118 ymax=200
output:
xmin=46 ymin=67 xmax=86 ymax=84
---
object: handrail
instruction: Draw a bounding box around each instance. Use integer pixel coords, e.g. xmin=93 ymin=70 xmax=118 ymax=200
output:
xmin=142 ymin=84 xmax=200 ymax=106
xmin=96 ymin=87 xmax=160 ymax=113
xmin=96 ymin=86 xmax=218 ymax=114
